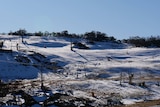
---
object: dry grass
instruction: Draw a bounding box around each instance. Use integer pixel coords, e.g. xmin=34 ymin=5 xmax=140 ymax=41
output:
xmin=119 ymin=99 xmax=160 ymax=107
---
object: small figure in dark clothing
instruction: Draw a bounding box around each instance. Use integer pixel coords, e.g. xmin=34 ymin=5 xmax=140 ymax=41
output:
xmin=16 ymin=43 xmax=19 ymax=50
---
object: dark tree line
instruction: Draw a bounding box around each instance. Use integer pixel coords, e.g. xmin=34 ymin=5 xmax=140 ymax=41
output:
xmin=123 ymin=36 xmax=160 ymax=47
xmin=7 ymin=29 xmax=160 ymax=47
xmin=7 ymin=29 xmax=117 ymax=42
xmin=8 ymin=29 xmax=79 ymax=38
xmin=83 ymin=31 xmax=116 ymax=42
xmin=8 ymin=29 xmax=27 ymax=36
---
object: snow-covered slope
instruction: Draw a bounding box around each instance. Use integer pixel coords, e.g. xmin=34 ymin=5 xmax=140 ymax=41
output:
xmin=0 ymin=35 xmax=160 ymax=106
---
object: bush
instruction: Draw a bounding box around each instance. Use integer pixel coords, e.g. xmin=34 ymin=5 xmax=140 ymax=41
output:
xmin=73 ymin=42 xmax=89 ymax=49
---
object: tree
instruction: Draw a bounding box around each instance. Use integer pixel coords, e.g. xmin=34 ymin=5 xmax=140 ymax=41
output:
xmin=17 ymin=29 xmax=27 ymax=36
xmin=84 ymin=31 xmax=112 ymax=42
xmin=35 ymin=31 xmax=43 ymax=36
xmin=84 ymin=31 xmax=95 ymax=41
xmin=96 ymin=31 xmax=107 ymax=41
xmin=108 ymin=36 xmax=116 ymax=42
xmin=128 ymin=36 xmax=146 ymax=47
xmin=17 ymin=29 xmax=27 ymax=43
xmin=61 ymin=30 xmax=69 ymax=37
xmin=51 ymin=32 xmax=56 ymax=36
xmin=8 ymin=31 xmax=13 ymax=35
xmin=44 ymin=31 xmax=50 ymax=36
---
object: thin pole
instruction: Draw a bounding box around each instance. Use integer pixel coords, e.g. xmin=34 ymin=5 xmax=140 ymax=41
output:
xmin=40 ymin=64 xmax=44 ymax=90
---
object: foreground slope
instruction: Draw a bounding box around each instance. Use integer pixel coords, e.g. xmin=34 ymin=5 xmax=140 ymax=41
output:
xmin=0 ymin=35 xmax=160 ymax=106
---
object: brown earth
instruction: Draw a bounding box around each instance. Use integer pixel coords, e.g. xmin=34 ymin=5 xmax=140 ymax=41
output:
xmin=119 ymin=99 xmax=160 ymax=107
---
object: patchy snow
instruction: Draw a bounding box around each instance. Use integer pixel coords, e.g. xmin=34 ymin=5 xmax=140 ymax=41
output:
xmin=0 ymin=35 xmax=160 ymax=106
xmin=122 ymin=98 xmax=144 ymax=105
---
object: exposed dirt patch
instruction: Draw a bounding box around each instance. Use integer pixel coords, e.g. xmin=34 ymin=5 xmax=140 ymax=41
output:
xmin=119 ymin=99 xmax=160 ymax=107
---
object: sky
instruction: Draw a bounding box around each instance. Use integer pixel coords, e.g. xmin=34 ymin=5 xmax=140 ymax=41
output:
xmin=0 ymin=0 xmax=160 ymax=39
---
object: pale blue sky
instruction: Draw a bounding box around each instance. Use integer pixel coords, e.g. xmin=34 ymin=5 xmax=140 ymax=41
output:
xmin=0 ymin=0 xmax=160 ymax=39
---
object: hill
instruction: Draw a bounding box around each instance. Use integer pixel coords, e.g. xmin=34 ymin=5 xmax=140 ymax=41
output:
xmin=0 ymin=35 xmax=160 ymax=107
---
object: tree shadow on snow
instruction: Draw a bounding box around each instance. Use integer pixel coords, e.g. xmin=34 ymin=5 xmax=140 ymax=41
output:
xmin=107 ymin=67 xmax=140 ymax=73
xmin=133 ymin=49 xmax=160 ymax=57
xmin=72 ymin=50 xmax=89 ymax=62
xmin=29 ymin=41 xmax=67 ymax=48
xmin=107 ymin=67 xmax=160 ymax=75
xmin=88 ymin=42 xmax=127 ymax=50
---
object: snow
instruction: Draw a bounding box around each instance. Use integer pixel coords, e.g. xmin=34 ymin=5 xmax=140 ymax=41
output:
xmin=122 ymin=98 xmax=143 ymax=105
xmin=0 ymin=35 xmax=160 ymax=106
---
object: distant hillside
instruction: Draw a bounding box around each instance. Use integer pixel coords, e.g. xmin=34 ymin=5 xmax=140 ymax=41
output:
xmin=123 ymin=36 xmax=160 ymax=47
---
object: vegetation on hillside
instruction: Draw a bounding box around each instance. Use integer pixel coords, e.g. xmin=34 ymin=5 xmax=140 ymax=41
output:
xmin=123 ymin=36 xmax=160 ymax=47
xmin=1 ymin=29 xmax=160 ymax=47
